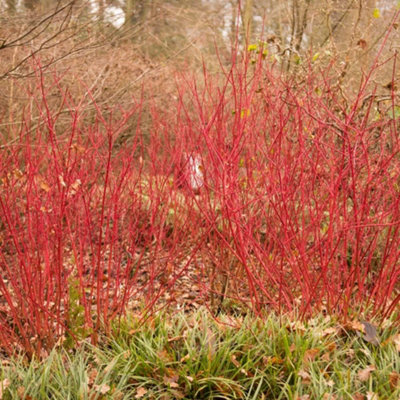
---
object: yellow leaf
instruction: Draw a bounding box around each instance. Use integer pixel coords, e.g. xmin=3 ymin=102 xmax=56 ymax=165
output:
xmin=372 ymin=8 xmax=380 ymax=18
xmin=312 ymin=52 xmax=320 ymax=62
xmin=240 ymin=109 xmax=250 ymax=118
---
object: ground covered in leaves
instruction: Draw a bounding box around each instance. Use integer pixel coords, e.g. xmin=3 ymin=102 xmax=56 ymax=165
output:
xmin=0 ymin=309 xmax=400 ymax=399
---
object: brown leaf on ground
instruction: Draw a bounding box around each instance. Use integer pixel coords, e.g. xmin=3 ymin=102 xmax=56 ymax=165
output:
xmin=352 ymin=394 xmax=365 ymax=400
xmin=357 ymin=39 xmax=367 ymax=49
xmin=163 ymin=375 xmax=179 ymax=388
xmin=366 ymin=392 xmax=378 ymax=400
xmin=262 ymin=355 xmax=284 ymax=365
xmin=322 ymin=394 xmax=337 ymax=400
xmin=321 ymin=327 xmax=339 ymax=337
xmin=180 ymin=354 xmax=190 ymax=362
xmin=298 ymin=369 xmax=311 ymax=384
xmin=357 ymin=365 xmax=376 ymax=382
xmin=303 ymin=348 xmax=320 ymax=365
xmin=389 ymin=371 xmax=400 ymax=389
xmin=346 ymin=320 xmax=364 ymax=332
xmin=16 ymin=387 xmax=25 ymax=398
xmin=0 ymin=379 xmax=10 ymax=399
xmin=135 ymin=387 xmax=148 ymax=399
xmin=93 ymin=383 xmax=110 ymax=394
xmin=88 ymin=368 xmax=98 ymax=386
xmin=321 ymin=352 xmax=331 ymax=362
xmin=361 ymin=321 xmax=380 ymax=346
xmin=393 ymin=334 xmax=400 ymax=352
xmin=230 ymin=354 xmax=240 ymax=368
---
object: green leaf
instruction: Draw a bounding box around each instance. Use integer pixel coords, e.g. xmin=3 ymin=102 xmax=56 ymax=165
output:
xmin=372 ymin=8 xmax=380 ymax=18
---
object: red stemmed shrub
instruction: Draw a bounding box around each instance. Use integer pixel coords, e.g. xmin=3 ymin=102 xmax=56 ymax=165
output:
xmin=1 ymin=32 xmax=400 ymax=357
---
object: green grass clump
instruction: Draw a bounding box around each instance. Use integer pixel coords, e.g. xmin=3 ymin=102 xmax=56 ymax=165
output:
xmin=0 ymin=309 xmax=399 ymax=399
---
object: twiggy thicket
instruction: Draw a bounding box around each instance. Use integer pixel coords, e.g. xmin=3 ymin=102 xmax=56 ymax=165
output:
xmin=0 ymin=1 xmax=400 ymax=357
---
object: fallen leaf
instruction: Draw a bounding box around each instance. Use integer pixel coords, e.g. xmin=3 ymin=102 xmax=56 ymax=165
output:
xmin=298 ymin=369 xmax=311 ymax=384
xmin=346 ymin=320 xmax=364 ymax=332
xmin=263 ymin=355 xmax=284 ymax=365
xmin=352 ymin=394 xmax=365 ymax=400
xmin=112 ymin=389 xmax=124 ymax=400
xmin=303 ymin=348 xmax=320 ymax=365
xmin=180 ymin=354 xmax=190 ymax=363
xmin=163 ymin=375 xmax=179 ymax=388
xmin=321 ymin=327 xmax=339 ymax=337
xmin=135 ymin=387 xmax=148 ymax=399
xmin=366 ymin=392 xmax=378 ymax=400
xmin=185 ymin=376 xmax=194 ymax=382
xmin=393 ymin=334 xmax=400 ymax=352
xmin=169 ymin=389 xmax=185 ymax=399
xmin=323 ymin=394 xmax=336 ymax=400
xmin=361 ymin=321 xmax=380 ymax=346
xmin=17 ymin=387 xmax=25 ymax=398
xmin=231 ymin=354 xmax=240 ymax=368
xmin=389 ymin=371 xmax=400 ymax=389
xmin=70 ymin=179 xmax=82 ymax=195
xmin=0 ymin=379 xmax=10 ymax=399
xmin=93 ymin=383 xmax=110 ymax=394
xmin=357 ymin=39 xmax=367 ymax=49
xmin=59 ymin=174 xmax=67 ymax=187
xmin=321 ymin=352 xmax=331 ymax=362
xmin=88 ymin=368 xmax=98 ymax=386
xmin=158 ymin=349 xmax=172 ymax=362
xmin=357 ymin=365 xmax=376 ymax=382
xmin=298 ymin=395 xmax=310 ymax=400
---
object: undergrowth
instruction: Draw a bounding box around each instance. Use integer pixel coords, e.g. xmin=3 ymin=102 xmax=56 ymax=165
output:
xmin=0 ymin=309 xmax=399 ymax=399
